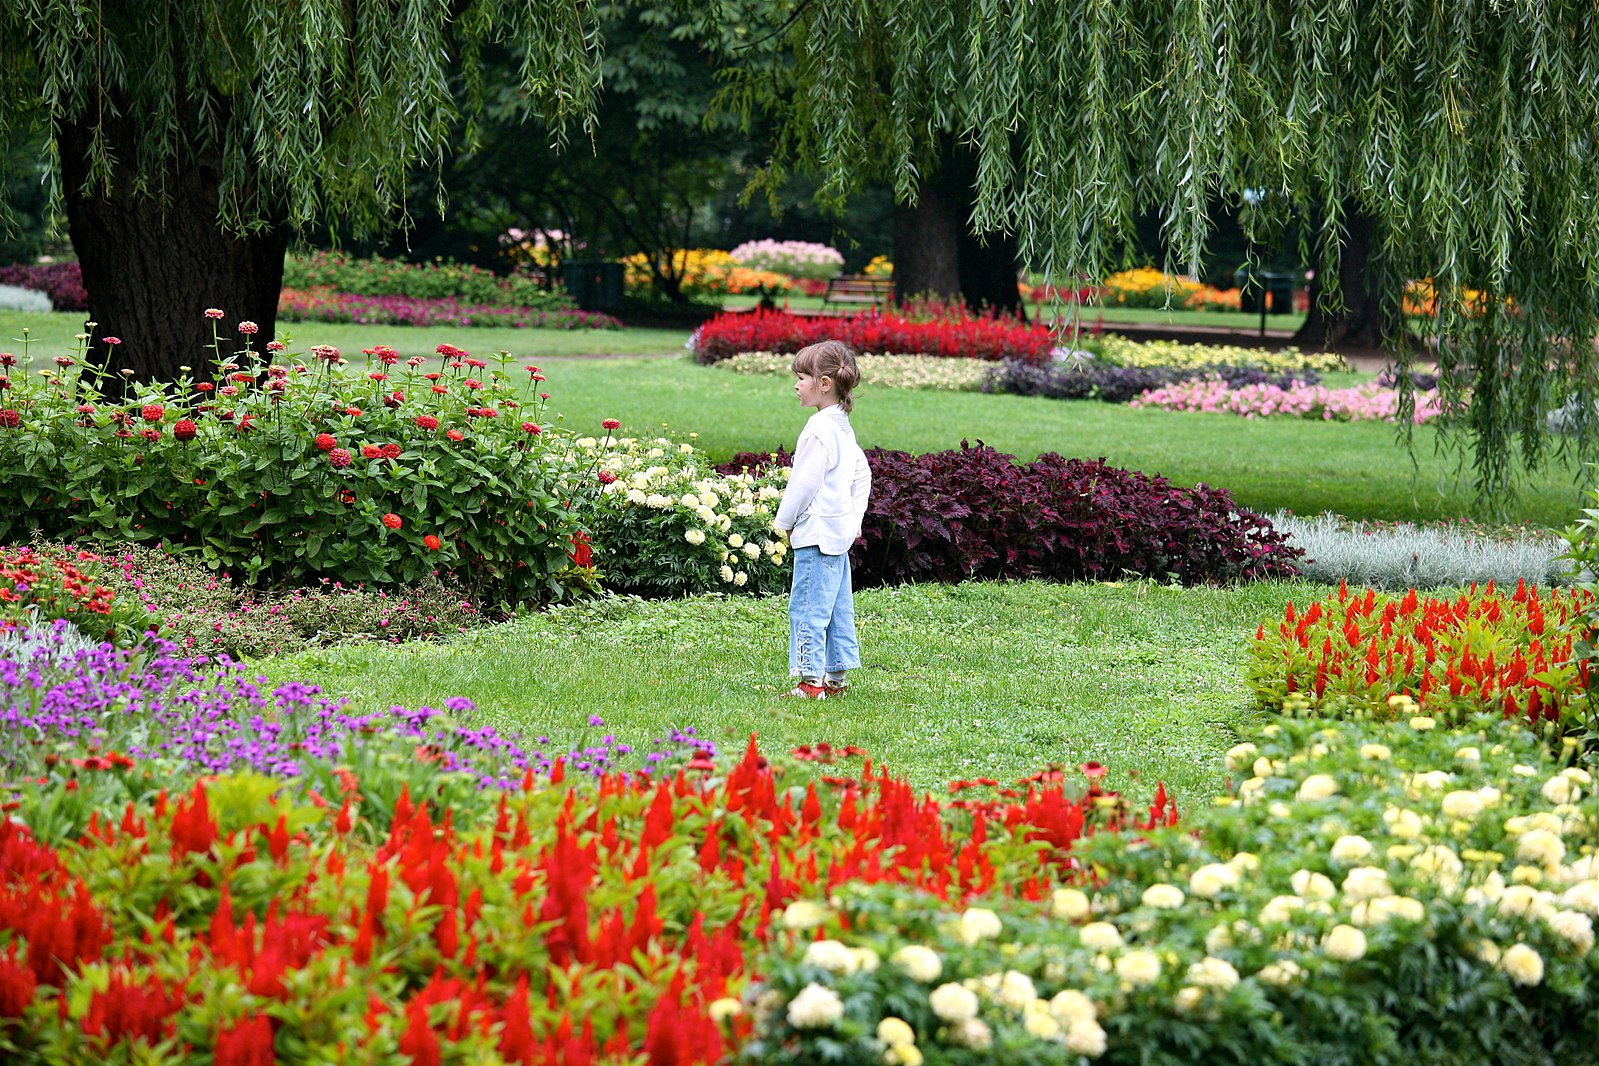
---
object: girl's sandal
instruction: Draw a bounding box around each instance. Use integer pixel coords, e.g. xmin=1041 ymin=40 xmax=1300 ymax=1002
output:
xmin=823 ymin=680 xmax=847 ymax=697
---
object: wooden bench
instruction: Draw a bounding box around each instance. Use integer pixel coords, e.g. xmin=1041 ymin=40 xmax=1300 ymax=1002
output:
xmin=823 ymin=274 xmax=893 ymax=311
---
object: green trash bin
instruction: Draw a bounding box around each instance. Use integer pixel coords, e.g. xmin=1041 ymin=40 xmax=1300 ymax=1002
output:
xmin=561 ymin=260 xmax=625 ymax=312
xmin=1262 ymin=271 xmax=1295 ymax=315
xmin=1233 ymin=267 xmax=1296 ymax=315
xmin=1233 ymin=266 xmax=1263 ymax=313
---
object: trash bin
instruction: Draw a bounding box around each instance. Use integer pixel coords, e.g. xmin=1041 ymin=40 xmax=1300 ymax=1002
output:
xmin=1262 ymin=271 xmax=1295 ymax=315
xmin=561 ymin=260 xmax=625 ymax=312
xmin=1233 ymin=266 xmax=1262 ymax=313
xmin=1233 ymin=267 xmax=1296 ymax=314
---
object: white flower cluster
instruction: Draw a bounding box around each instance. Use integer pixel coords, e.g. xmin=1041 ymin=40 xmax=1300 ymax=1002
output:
xmin=572 ymin=434 xmax=791 ymax=594
xmin=719 ymin=351 xmax=989 ymax=392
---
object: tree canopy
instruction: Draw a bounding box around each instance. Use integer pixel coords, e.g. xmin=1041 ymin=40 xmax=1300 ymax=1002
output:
xmin=724 ymin=0 xmax=1599 ymax=501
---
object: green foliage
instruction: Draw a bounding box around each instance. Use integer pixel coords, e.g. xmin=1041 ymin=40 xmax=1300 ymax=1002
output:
xmin=283 ymin=250 xmax=574 ymax=311
xmin=0 ymin=331 xmax=585 ymax=608
xmin=720 ymin=1 xmax=1599 ymax=506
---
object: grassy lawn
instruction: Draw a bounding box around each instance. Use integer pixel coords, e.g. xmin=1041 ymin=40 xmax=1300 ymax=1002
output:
xmin=538 ymin=356 xmax=1585 ymax=527
xmin=263 ymin=579 xmax=1309 ymax=805
xmin=0 ymin=310 xmax=688 ymax=362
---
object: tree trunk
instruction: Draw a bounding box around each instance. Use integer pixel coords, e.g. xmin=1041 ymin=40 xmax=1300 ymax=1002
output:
xmin=893 ymin=136 xmax=1022 ymax=317
xmin=1293 ymin=205 xmax=1385 ymax=351
xmin=58 ymin=118 xmax=289 ymax=384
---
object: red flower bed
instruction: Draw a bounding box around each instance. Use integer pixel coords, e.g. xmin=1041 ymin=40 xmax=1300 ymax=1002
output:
xmin=0 ymin=740 xmax=1174 ymax=1062
xmin=0 ymin=545 xmax=151 ymax=644
xmin=1246 ymin=578 xmax=1593 ymax=731
xmin=689 ymin=308 xmax=1055 ymax=365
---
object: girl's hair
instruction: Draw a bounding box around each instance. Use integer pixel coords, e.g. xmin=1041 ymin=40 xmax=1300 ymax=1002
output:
xmin=790 ymin=340 xmax=861 ymax=412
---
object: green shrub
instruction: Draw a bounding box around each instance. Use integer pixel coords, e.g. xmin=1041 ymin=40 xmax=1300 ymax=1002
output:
xmin=282 ymin=249 xmax=573 ymax=311
xmin=0 ymin=331 xmax=589 ymax=608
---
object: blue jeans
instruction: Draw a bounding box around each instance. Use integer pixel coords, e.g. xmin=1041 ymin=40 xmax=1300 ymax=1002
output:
xmin=788 ymin=546 xmax=860 ymax=680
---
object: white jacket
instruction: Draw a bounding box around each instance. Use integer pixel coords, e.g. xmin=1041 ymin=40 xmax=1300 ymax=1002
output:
xmin=775 ymin=406 xmax=871 ymax=555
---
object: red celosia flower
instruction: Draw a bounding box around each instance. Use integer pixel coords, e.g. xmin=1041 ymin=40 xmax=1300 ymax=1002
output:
xmin=173 ymin=419 xmax=197 ymax=441
xmin=381 ymin=513 xmax=402 ymax=530
xmin=314 ymin=433 xmax=337 ymax=451
xmin=381 ymin=443 xmax=401 ymax=459
xmin=328 ymin=448 xmax=353 ymax=468
xmin=413 ymin=415 xmax=439 ymax=431
xmin=602 ymin=419 xmax=621 ymax=431
xmin=0 ymin=945 xmax=36 ymax=1018
xmin=213 ymin=1015 xmax=274 ymax=1066
xmin=141 ymin=403 xmax=164 ymax=423
xmin=423 ymin=534 xmax=442 ymax=551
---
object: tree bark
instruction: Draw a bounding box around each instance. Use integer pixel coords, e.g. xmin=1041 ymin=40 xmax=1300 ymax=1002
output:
xmin=1292 ymin=205 xmax=1385 ymax=351
xmin=57 ymin=118 xmax=289 ymax=384
xmin=892 ymin=136 xmax=1022 ymax=317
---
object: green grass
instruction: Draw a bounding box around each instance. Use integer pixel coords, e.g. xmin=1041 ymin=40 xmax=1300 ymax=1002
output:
xmin=537 ymin=356 xmax=1585 ymax=527
xmin=263 ymin=579 xmax=1311 ymax=804
xmin=0 ymin=310 xmax=688 ymax=362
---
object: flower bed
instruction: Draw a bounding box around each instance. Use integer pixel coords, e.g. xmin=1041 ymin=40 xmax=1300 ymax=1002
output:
xmin=1094 ymin=337 xmax=1344 ymax=373
xmin=278 ymin=288 xmax=622 ymax=330
xmin=0 ymin=545 xmax=151 ymax=645
xmin=719 ymin=352 xmax=989 ymax=391
xmin=688 ymin=308 xmax=1055 ymax=365
xmin=282 ymin=250 xmax=570 ymax=311
xmin=983 ymin=360 xmax=1320 ymax=404
xmin=622 ymin=249 xmax=794 ymax=300
xmin=748 ymin=714 xmax=1599 ymax=1065
xmin=729 ymin=240 xmax=844 ymax=281
xmin=570 ymin=434 xmax=794 ymax=596
xmin=1103 ymin=267 xmax=1205 ymax=308
xmin=1131 ymin=378 xmax=1447 ymax=423
xmin=0 ymin=323 xmax=592 ymax=605
xmin=1247 ymin=581 xmax=1594 ymax=735
xmin=0 ymin=261 xmax=88 ymax=312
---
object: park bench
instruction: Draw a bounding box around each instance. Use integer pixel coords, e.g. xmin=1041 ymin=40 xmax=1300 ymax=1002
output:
xmin=822 ymin=274 xmax=893 ymax=311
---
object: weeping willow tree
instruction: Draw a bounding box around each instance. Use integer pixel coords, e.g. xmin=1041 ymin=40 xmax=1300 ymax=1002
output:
xmin=0 ymin=1 xmax=599 ymax=380
xmin=725 ymin=0 xmax=1599 ymax=503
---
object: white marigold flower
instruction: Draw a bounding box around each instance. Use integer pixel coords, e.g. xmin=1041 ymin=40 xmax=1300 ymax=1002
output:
xmin=1078 ymin=922 xmax=1122 ymax=951
xmin=1291 ymin=869 xmax=1336 ymax=901
xmin=1477 ymin=785 xmax=1503 ymax=807
xmin=1441 ymin=790 xmax=1483 ymax=820
xmin=1342 ymin=866 xmax=1394 ymax=901
xmin=1516 ymin=829 xmax=1566 ymax=868
xmin=630 ymin=471 xmax=651 ymax=489
xmin=743 ymin=542 xmax=761 ymax=559
xmin=736 ymin=501 xmax=756 ymax=517
xmin=1542 ymin=775 xmax=1578 ymax=805
xmin=684 ymin=529 xmax=707 ymax=546
xmin=1224 ymin=743 xmax=1258 ymax=773
xmin=787 ymin=983 xmax=845 ymax=1029
xmin=1229 ymin=852 xmax=1260 ymax=874
xmin=1048 ymin=989 xmax=1096 ymax=1027
xmin=1189 ymin=863 xmax=1240 ymax=899
xmin=1359 ymin=743 xmax=1392 ymax=761
xmin=1407 ymin=770 xmax=1454 ymax=793
xmin=719 ymin=565 xmax=735 ymax=582
xmin=1505 ymin=811 xmax=1564 ymax=837
xmin=1471 ymin=939 xmax=1501 ymax=965
xmin=1564 ymin=766 xmax=1593 ymax=786
xmin=1253 ymin=756 xmax=1277 ymax=779
xmin=1022 ymin=1004 xmax=1063 ymax=1042
xmin=1412 ymin=845 xmax=1463 ymax=880
xmin=982 ymin=970 xmax=1036 ymax=1010
xmin=948 ymin=1018 xmax=992 ymax=1050
xmin=727 ymin=533 xmax=744 ymax=548
xmin=1330 ymin=835 xmax=1373 ymax=862
xmin=1561 ymin=881 xmax=1599 ymax=916
xmin=679 ymin=442 xmax=694 ymax=453
xmin=696 ymin=504 xmax=716 ymax=523
xmin=1499 ymin=943 xmax=1544 ymax=986
xmin=1142 ymin=883 xmax=1186 ymax=910
xmin=680 ymin=493 xmax=700 ymax=507
xmin=1064 ymin=1019 xmax=1108 ymax=1057
xmin=890 ymin=945 xmax=942 ymax=983
xmin=1257 ymin=959 xmax=1305 ymax=986
xmin=1409 ymin=716 xmax=1436 ymax=731
xmin=733 ymin=571 xmax=749 ymax=586
xmin=1258 ymin=893 xmax=1306 ymax=925
xmin=1173 ymin=987 xmax=1205 ymax=1012
xmin=1051 ymin=888 xmax=1091 ymax=920
xmin=1384 ymin=807 xmax=1426 ymax=839
xmin=803 ymin=939 xmax=859 ymax=975
xmin=1497 ymin=884 xmax=1555 ymax=920
xmin=885 ymin=1046 xmax=923 ymax=1066
xmin=1115 ymin=950 xmax=1162 ymax=986
xmin=1205 ymin=924 xmax=1233 ymax=953
xmin=928 ymin=983 xmax=979 ymax=1022
xmin=1352 ymin=895 xmax=1425 ymax=926
xmin=708 ymin=997 xmax=743 ymax=1022
xmin=958 ymin=907 xmax=1003 ymax=945
xmin=645 ymin=492 xmax=671 ymax=509
xmin=1455 ymin=746 xmax=1481 ymax=763
xmin=781 ymin=900 xmax=830 ymax=930
xmin=1543 ymin=909 xmax=1594 ymax=954
xmin=1297 ymin=774 xmax=1340 ymax=802
xmin=1322 ymin=924 xmax=1367 ymax=961
xmin=877 ymin=1017 xmax=916 ymax=1047
xmin=1186 ymin=956 xmax=1240 ymax=990
xmin=626 ymin=488 xmax=648 ymax=504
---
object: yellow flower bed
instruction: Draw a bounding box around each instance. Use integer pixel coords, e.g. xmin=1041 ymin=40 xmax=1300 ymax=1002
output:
xmin=621 ymin=249 xmax=793 ymax=298
xmin=1096 ymin=336 xmax=1347 ymax=373
xmin=1104 ymin=267 xmax=1205 ymax=308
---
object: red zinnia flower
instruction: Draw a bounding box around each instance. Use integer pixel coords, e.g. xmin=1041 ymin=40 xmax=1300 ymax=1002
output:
xmin=369 ymin=372 xmax=388 ymax=381
xmin=381 ymin=443 xmax=401 ymax=459
xmin=381 ymin=513 xmax=402 ymax=530
xmin=314 ymin=433 xmax=337 ymax=451
xmin=446 ymin=429 xmax=464 ymax=442
xmin=435 ymin=343 xmax=465 ymax=359
xmin=173 ymin=419 xmax=197 ymax=441
xmin=195 ymin=381 xmax=215 ymax=392
xmin=230 ymin=372 xmax=254 ymax=384
xmin=431 ymin=384 xmax=447 ymax=394
xmin=602 ymin=419 xmax=621 ymax=431
xmin=142 ymin=403 xmax=165 ymax=423
xmin=329 ymin=448 xmax=353 ymax=468
xmin=521 ymin=422 xmax=541 ymax=435
xmin=141 ymin=428 xmax=161 ymax=441
xmin=464 ymin=378 xmax=483 ymax=390
xmin=361 ymin=444 xmax=381 ymax=459
xmin=597 ymin=470 xmax=617 ymax=484
xmin=423 ymin=534 xmax=442 ymax=551
xmin=344 ymin=406 xmax=362 ymax=417
xmin=413 ymin=415 xmax=439 ymax=431
xmin=204 ymin=308 xmax=225 ymax=319
xmin=0 ymin=410 xmax=19 ymax=429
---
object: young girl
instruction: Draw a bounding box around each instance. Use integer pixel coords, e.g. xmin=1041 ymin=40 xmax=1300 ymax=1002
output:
xmin=773 ymin=340 xmax=871 ymax=699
